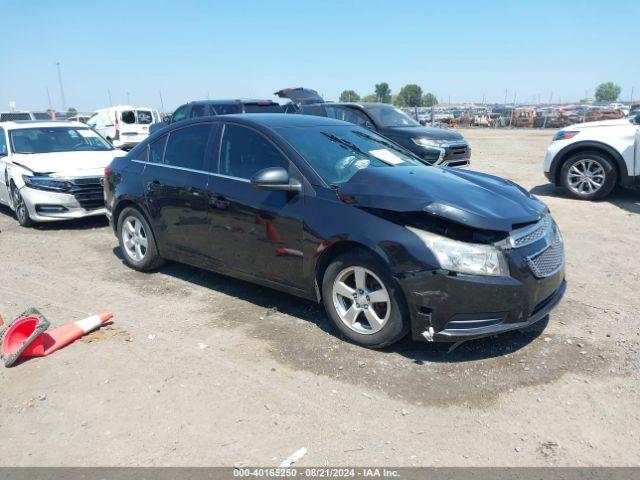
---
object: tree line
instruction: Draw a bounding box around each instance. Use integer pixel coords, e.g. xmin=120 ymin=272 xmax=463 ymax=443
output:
xmin=339 ymin=83 xmax=438 ymax=107
xmin=339 ymin=81 xmax=626 ymax=107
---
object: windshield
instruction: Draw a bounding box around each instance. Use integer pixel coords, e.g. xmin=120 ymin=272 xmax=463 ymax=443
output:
xmin=9 ymin=127 xmax=113 ymax=154
xmin=277 ymin=125 xmax=424 ymax=185
xmin=365 ymin=105 xmax=420 ymax=127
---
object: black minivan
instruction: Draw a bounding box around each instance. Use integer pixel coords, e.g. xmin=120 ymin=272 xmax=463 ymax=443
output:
xmin=105 ymin=114 xmax=565 ymax=348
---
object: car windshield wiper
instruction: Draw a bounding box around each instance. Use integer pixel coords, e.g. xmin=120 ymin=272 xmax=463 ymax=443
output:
xmin=352 ymin=130 xmax=413 ymax=156
xmin=321 ymin=132 xmax=376 ymax=160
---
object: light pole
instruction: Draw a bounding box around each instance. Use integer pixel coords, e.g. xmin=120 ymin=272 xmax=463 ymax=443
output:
xmin=56 ymin=62 xmax=67 ymax=112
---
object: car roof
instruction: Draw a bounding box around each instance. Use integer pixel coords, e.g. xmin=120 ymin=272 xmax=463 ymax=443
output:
xmin=187 ymin=99 xmax=278 ymax=106
xmin=2 ymin=120 xmax=87 ymax=129
xmin=215 ymin=113 xmax=349 ymax=128
xmin=159 ymin=113 xmax=350 ymax=132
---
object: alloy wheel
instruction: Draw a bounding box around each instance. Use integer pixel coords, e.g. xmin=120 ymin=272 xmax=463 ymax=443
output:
xmin=12 ymin=187 xmax=28 ymax=224
xmin=332 ymin=266 xmax=391 ymax=335
xmin=567 ymin=159 xmax=606 ymax=195
xmin=122 ymin=216 xmax=149 ymax=262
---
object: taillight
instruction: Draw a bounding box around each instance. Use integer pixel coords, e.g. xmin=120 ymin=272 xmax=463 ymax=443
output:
xmin=104 ymin=165 xmax=111 ymax=178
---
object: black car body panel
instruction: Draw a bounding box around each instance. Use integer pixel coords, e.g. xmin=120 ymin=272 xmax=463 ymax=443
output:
xmin=105 ymin=114 xmax=564 ymax=343
xmin=338 ymin=166 xmax=546 ymax=232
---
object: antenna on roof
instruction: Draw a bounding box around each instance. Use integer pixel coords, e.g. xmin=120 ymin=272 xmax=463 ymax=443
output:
xmin=55 ymin=62 xmax=67 ymax=112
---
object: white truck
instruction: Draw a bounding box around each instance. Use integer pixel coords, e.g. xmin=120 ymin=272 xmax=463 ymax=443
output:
xmin=544 ymin=114 xmax=640 ymax=199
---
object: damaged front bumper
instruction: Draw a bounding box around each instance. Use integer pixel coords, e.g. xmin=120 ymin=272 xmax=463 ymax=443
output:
xmin=397 ymin=264 xmax=566 ymax=343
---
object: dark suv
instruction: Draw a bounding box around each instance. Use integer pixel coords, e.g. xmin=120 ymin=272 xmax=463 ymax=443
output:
xmin=276 ymin=88 xmax=471 ymax=167
xmin=105 ymin=114 xmax=565 ymax=348
xmin=149 ymin=99 xmax=283 ymax=133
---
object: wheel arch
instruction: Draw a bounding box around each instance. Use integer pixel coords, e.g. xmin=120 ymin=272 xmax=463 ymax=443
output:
xmin=313 ymin=239 xmax=391 ymax=302
xmin=551 ymin=141 xmax=629 ymax=186
xmin=112 ymin=198 xmax=154 ymax=237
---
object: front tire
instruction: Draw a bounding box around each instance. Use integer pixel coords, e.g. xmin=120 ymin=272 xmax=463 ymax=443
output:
xmin=117 ymin=207 xmax=164 ymax=271
xmin=560 ymin=152 xmax=617 ymax=200
xmin=321 ymin=249 xmax=409 ymax=348
xmin=11 ymin=184 xmax=35 ymax=227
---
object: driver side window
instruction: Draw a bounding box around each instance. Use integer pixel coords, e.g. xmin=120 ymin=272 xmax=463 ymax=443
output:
xmin=218 ymin=124 xmax=289 ymax=179
xmin=172 ymin=105 xmax=189 ymax=123
xmin=325 ymin=106 xmax=372 ymax=129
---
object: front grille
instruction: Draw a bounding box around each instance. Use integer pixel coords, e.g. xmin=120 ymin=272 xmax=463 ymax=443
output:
xmin=444 ymin=143 xmax=469 ymax=159
xmin=526 ymin=239 xmax=564 ymax=278
xmin=69 ymin=177 xmax=104 ymax=211
xmin=513 ymin=215 xmax=551 ymax=247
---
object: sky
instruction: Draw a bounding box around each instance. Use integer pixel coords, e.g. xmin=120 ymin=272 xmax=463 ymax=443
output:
xmin=1 ymin=0 xmax=638 ymax=113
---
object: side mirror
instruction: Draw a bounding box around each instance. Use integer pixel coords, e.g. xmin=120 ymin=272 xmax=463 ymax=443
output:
xmin=419 ymin=120 xmax=426 ymax=126
xmin=633 ymin=113 xmax=640 ymax=125
xmin=250 ymin=167 xmax=301 ymax=192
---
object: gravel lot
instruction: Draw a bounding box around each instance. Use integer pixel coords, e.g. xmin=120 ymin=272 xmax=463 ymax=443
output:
xmin=0 ymin=128 xmax=638 ymax=467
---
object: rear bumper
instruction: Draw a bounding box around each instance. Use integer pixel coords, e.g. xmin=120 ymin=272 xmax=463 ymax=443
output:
xmin=398 ymin=265 xmax=566 ymax=343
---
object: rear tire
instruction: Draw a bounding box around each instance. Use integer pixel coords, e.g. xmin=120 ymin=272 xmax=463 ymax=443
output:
xmin=11 ymin=184 xmax=35 ymax=227
xmin=117 ymin=206 xmax=164 ymax=271
xmin=321 ymin=249 xmax=409 ymax=348
xmin=560 ymin=152 xmax=617 ymax=200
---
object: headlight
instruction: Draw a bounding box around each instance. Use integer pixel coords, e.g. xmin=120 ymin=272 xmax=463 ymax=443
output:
xmin=22 ymin=175 xmax=73 ymax=192
xmin=552 ymin=130 xmax=579 ymax=141
xmin=412 ymin=137 xmax=446 ymax=147
xmin=407 ymin=226 xmax=509 ymax=277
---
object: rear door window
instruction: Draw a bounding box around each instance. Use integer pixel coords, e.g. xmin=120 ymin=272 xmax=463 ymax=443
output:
xmin=136 ymin=110 xmax=153 ymax=124
xmin=190 ymin=105 xmax=206 ymax=118
xmin=210 ymin=104 xmax=242 ymax=115
xmin=164 ymin=124 xmax=216 ymax=171
xmin=121 ymin=110 xmax=136 ymax=124
xmin=218 ymin=124 xmax=289 ymax=179
xmin=149 ymin=134 xmax=168 ymax=163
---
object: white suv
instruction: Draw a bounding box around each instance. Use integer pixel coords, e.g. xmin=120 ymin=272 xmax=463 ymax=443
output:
xmin=544 ymin=115 xmax=640 ymax=199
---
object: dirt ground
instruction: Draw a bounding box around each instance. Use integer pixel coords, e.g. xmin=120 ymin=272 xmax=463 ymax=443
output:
xmin=0 ymin=129 xmax=638 ymax=467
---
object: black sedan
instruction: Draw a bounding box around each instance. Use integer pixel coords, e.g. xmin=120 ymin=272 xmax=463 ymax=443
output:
xmin=104 ymin=114 xmax=566 ymax=348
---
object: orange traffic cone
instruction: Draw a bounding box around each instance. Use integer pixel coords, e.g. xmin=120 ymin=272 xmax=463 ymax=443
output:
xmin=0 ymin=309 xmax=113 ymax=367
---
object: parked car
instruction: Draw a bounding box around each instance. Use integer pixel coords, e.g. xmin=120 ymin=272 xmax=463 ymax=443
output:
xmin=0 ymin=120 xmax=123 ymax=226
xmin=105 ymin=114 xmax=565 ymax=348
xmin=149 ymin=99 xmax=284 ymax=133
xmin=544 ymin=114 xmax=640 ymax=199
xmin=67 ymin=114 xmax=91 ymax=124
xmin=1 ymin=111 xmax=53 ymax=122
xmin=87 ymin=105 xmax=161 ymax=150
xmin=276 ymin=88 xmax=471 ymax=167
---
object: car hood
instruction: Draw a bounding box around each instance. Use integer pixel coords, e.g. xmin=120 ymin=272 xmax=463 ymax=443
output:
xmin=338 ymin=166 xmax=546 ymax=232
xmin=569 ymin=118 xmax=633 ymax=129
xmin=379 ymin=125 xmax=464 ymax=141
xmin=11 ymin=150 xmax=125 ymax=177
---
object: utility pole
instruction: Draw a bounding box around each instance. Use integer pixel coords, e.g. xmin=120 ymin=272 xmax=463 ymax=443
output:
xmin=159 ymin=91 xmax=165 ymax=112
xmin=504 ymin=89 xmax=508 ymax=106
xmin=509 ymin=92 xmax=517 ymax=128
xmin=108 ymin=89 xmax=113 ymax=106
xmin=630 ymin=87 xmax=635 ymax=103
xmin=55 ymin=62 xmax=67 ymax=112
xmin=46 ymin=87 xmax=53 ymax=111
